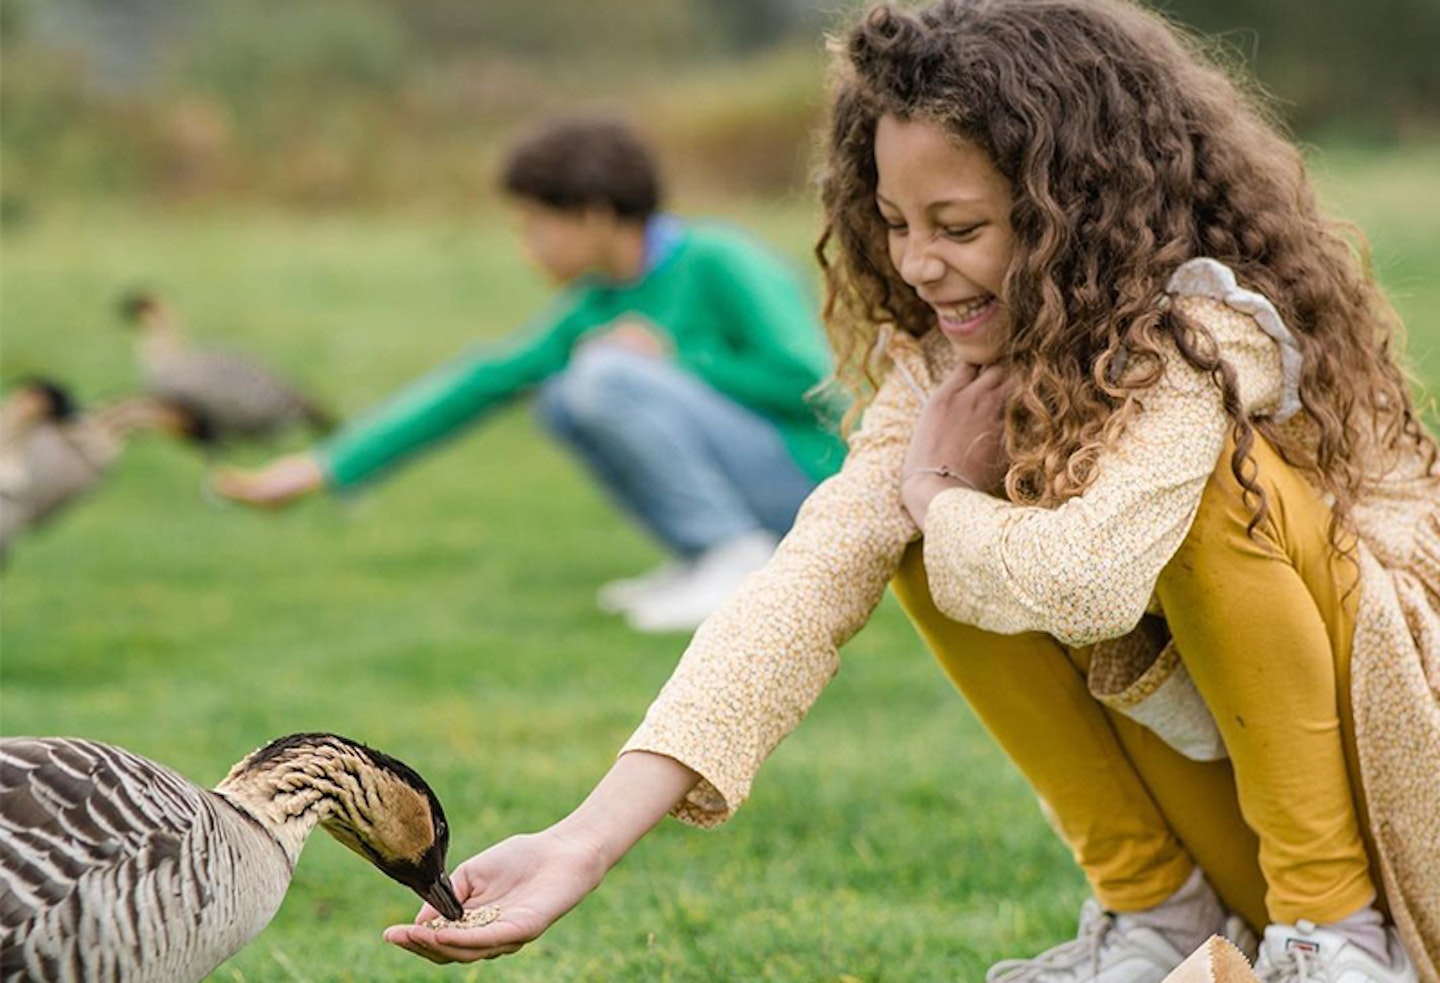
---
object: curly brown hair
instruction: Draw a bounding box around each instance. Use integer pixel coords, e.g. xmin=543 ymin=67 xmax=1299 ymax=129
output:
xmin=818 ymin=0 xmax=1436 ymax=523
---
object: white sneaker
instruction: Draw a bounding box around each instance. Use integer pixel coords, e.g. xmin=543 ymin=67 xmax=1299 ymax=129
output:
xmin=624 ymin=531 xmax=777 ymax=633
xmin=1254 ymin=921 xmax=1416 ymax=982
xmin=987 ymin=900 xmax=1256 ymax=982
xmin=595 ymin=560 xmax=691 ymax=614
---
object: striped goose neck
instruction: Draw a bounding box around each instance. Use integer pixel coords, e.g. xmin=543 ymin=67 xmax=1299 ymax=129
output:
xmin=138 ymin=320 xmax=184 ymax=353
xmin=90 ymin=397 xmax=166 ymax=440
xmin=212 ymin=735 xmax=384 ymax=863
xmin=211 ymin=733 xmax=449 ymax=883
xmin=138 ymin=323 xmax=187 ymax=373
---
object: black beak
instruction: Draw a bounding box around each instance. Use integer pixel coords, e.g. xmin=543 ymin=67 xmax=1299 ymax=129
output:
xmin=424 ymin=874 xmax=465 ymax=921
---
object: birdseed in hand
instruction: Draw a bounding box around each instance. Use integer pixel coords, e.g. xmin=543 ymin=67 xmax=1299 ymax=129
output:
xmin=425 ymin=905 xmax=501 ymax=931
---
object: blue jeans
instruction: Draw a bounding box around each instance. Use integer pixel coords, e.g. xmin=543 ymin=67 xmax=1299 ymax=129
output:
xmin=534 ymin=346 xmax=818 ymax=558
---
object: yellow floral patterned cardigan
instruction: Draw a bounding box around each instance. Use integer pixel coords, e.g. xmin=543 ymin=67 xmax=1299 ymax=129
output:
xmin=621 ymin=259 xmax=1440 ymax=980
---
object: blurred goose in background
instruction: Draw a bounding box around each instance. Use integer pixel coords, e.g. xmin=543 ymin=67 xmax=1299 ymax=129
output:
xmin=0 ymin=732 xmax=465 ymax=983
xmin=0 ymin=380 xmax=210 ymax=558
xmin=0 ymin=378 xmax=76 ymax=489
xmin=118 ymin=290 xmax=336 ymax=445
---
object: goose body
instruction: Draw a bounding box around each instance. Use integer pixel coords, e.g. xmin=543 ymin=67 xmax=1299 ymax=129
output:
xmin=0 ymin=418 xmax=117 ymax=543
xmin=121 ymin=293 xmax=334 ymax=443
xmin=0 ymin=382 xmax=111 ymax=554
xmin=0 ymin=388 xmax=204 ymax=556
xmin=0 ymin=734 xmax=462 ymax=983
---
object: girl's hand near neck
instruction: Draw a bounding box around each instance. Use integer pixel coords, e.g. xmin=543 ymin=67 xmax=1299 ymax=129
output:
xmin=901 ymin=361 xmax=1011 ymax=532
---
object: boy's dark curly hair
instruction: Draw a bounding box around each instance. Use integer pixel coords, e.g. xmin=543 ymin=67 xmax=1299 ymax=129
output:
xmin=819 ymin=0 xmax=1436 ymax=523
xmin=500 ymin=116 xmax=662 ymax=221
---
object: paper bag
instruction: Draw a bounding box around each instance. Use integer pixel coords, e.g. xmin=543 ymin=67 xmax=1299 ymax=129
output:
xmin=1163 ymin=936 xmax=1261 ymax=982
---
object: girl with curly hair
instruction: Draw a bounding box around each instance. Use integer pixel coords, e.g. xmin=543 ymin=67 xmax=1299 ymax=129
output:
xmin=384 ymin=2 xmax=1440 ymax=980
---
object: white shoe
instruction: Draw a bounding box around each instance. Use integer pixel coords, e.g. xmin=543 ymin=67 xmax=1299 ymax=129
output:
xmin=987 ymin=899 xmax=1256 ymax=982
xmin=1254 ymin=921 xmax=1416 ymax=982
xmin=595 ymin=560 xmax=691 ymax=614
xmin=624 ymin=531 xmax=777 ymax=633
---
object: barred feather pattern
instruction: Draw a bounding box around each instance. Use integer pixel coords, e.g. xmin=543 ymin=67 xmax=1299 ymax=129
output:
xmin=143 ymin=348 xmax=332 ymax=440
xmin=0 ymin=739 xmax=292 ymax=983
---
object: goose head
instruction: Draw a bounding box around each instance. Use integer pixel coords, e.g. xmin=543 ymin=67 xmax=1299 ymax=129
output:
xmin=116 ymin=288 xmax=181 ymax=339
xmin=5 ymin=377 xmax=76 ymax=427
xmin=225 ymin=733 xmax=465 ymax=920
xmin=149 ymin=399 xmax=217 ymax=446
xmin=316 ymin=744 xmax=465 ymax=921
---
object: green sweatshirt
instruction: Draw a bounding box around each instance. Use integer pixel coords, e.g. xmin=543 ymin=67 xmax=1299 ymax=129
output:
xmin=319 ymin=219 xmax=845 ymax=489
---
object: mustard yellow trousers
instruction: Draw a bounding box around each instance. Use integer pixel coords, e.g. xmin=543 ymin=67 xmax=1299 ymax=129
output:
xmin=891 ymin=438 xmax=1378 ymax=930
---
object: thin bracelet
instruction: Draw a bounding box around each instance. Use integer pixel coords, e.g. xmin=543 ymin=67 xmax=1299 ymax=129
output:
xmin=902 ymin=465 xmax=976 ymax=490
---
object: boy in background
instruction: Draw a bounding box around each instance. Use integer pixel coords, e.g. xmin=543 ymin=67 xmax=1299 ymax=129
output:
xmin=214 ymin=117 xmax=842 ymax=633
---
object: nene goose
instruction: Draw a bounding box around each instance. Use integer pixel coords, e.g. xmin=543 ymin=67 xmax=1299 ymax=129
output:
xmin=0 ymin=381 xmax=207 ymax=558
xmin=0 ymin=380 xmax=76 ymax=506
xmin=118 ymin=290 xmax=335 ymax=444
xmin=0 ymin=733 xmax=465 ymax=983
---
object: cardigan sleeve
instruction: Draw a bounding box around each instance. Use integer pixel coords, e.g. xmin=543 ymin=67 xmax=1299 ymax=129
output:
xmin=923 ymin=291 xmax=1290 ymax=646
xmin=621 ymin=367 xmax=924 ymax=827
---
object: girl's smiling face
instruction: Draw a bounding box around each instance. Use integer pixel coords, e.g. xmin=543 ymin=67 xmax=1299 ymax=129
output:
xmin=874 ymin=114 xmax=1016 ymax=365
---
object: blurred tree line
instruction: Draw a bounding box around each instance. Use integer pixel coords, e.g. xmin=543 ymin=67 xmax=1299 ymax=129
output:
xmin=2 ymin=0 xmax=1437 ymax=211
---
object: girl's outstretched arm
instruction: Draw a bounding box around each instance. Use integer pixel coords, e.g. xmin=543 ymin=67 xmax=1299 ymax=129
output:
xmin=384 ymin=354 xmax=930 ymax=966
xmin=383 ymin=751 xmax=698 ymax=964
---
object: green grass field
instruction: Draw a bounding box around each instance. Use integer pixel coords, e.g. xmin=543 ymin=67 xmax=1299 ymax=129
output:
xmin=2 ymin=144 xmax=1438 ymax=982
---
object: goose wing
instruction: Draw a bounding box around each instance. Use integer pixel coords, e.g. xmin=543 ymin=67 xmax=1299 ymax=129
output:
xmin=0 ymin=738 xmax=286 ymax=983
